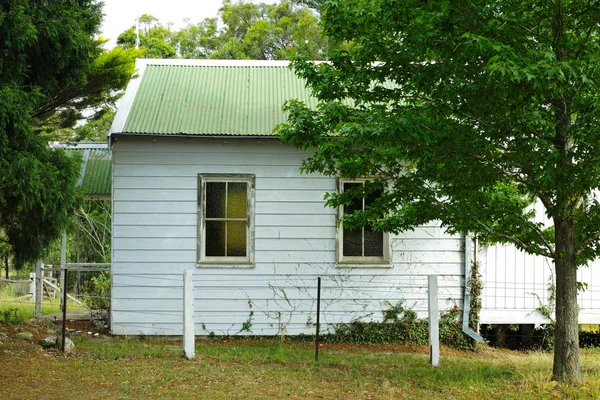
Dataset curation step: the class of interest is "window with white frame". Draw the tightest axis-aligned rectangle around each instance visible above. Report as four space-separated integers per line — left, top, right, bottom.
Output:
198 174 255 266
337 180 390 265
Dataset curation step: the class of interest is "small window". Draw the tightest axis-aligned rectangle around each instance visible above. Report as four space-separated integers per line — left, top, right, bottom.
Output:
337 180 390 266
198 174 255 266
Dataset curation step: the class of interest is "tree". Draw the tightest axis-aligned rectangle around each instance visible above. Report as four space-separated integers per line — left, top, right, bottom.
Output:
277 0 600 383
117 13 176 58
0 0 106 267
117 1 328 60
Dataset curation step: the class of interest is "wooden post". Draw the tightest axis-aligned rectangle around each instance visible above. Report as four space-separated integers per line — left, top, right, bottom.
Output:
35 261 43 318
4 254 8 279
428 275 440 367
59 231 67 310
183 269 195 359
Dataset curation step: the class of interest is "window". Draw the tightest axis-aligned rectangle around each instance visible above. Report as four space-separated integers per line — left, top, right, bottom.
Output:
198 174 255 266
337 180 390 265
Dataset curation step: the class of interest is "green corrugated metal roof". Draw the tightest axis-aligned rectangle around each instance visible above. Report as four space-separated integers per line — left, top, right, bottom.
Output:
121 63 317 136
63 146 111 197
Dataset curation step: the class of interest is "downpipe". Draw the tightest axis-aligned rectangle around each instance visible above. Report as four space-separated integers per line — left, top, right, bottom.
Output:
463 234 484 342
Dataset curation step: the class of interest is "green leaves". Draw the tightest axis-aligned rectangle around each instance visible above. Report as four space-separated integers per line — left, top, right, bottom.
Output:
279 0 600 263
117 1 329 61
1 0 100 267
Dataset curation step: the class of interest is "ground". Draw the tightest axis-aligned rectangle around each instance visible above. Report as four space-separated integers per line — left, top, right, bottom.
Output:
1 320 599 399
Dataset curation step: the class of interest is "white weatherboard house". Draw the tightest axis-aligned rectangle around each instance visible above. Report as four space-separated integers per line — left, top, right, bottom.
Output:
107 59 478 336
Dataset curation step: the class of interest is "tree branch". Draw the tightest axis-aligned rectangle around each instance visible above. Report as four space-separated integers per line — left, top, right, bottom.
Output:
474 219 555 259
575 11 600 60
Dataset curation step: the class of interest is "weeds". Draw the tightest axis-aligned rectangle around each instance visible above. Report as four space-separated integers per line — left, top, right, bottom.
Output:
325 301 474 350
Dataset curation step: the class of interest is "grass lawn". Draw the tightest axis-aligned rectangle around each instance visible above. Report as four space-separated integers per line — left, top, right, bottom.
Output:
0 293 87 323
1 323 599 399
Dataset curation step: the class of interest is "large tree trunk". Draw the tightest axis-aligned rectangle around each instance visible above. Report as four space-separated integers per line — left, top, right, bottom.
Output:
552 217 581 383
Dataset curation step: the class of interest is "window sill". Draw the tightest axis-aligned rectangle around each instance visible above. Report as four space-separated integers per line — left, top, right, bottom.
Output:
336 262 392 269
196 262 255 269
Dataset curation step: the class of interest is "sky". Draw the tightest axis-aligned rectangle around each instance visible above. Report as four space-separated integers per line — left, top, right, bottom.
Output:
100 0 224 48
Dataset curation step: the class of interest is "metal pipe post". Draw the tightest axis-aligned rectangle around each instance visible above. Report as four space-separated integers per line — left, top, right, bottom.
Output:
315 276 321 362
62 268 68 353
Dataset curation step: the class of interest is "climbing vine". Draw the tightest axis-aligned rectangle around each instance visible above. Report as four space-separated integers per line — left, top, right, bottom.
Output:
469 260 483 331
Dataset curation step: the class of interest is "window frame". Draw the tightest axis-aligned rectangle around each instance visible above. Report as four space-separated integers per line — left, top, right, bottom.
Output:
336 179 391 267
197 173 255 268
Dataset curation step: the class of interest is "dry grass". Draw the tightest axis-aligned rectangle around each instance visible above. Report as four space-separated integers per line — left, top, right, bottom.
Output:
1 322 599 399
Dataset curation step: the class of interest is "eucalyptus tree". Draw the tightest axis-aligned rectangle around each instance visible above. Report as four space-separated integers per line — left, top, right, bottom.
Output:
277 0 600 383
118 1 328 60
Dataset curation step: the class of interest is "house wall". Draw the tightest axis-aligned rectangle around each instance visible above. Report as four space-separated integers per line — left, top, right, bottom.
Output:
111 136 466 335
480 201 600 324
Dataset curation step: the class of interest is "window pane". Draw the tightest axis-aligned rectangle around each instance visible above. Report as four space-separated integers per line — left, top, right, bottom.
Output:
343 227 362 257
343 182 363 214
227 221 247 257
364 226 384 257
206 182 226 218
227 182 247 219
206 221 226 256
366 188 382 208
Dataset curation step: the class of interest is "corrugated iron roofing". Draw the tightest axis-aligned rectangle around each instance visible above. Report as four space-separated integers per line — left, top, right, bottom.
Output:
121 64 317 136
64 148 111 196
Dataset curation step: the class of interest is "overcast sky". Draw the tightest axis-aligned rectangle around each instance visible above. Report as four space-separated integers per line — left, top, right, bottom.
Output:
100 0 224 48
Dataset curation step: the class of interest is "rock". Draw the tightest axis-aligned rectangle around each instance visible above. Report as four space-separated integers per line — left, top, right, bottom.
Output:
94 333 99 337
15 332 34 341
56 336 75 353
39 336 57 348
71 331 82 337
92 320 105 330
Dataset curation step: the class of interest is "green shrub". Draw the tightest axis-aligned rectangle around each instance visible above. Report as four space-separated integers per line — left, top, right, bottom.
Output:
325 301 475 350
84 272 111 311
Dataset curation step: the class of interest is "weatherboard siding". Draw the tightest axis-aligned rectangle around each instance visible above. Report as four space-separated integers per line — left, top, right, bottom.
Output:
111 136 465 335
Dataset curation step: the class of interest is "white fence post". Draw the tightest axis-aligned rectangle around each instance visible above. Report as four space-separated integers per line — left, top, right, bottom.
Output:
183 269 195 359
29 272 36 302
428 275 440 367
35 261 43 318
59 231 67 311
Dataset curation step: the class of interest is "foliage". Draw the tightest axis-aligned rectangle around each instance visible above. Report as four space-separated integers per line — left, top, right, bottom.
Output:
277 0 600 382
0 308 21 325
33 46 141 137
326 301 473 350
117 0 328 60
0 1 132 268
83 272 111 311
72 109 116 142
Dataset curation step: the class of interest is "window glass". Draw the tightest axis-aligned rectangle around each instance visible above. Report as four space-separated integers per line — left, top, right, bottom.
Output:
227 182 247 218
201 177 251 262
227 221 247 256
341 181 386 261
206 182 226 218
343 227 362 256
206 220 226 256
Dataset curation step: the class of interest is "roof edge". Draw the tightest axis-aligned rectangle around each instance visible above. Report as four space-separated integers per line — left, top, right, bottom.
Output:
136 59 292 68
111 132 281 141
109 59 149 142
